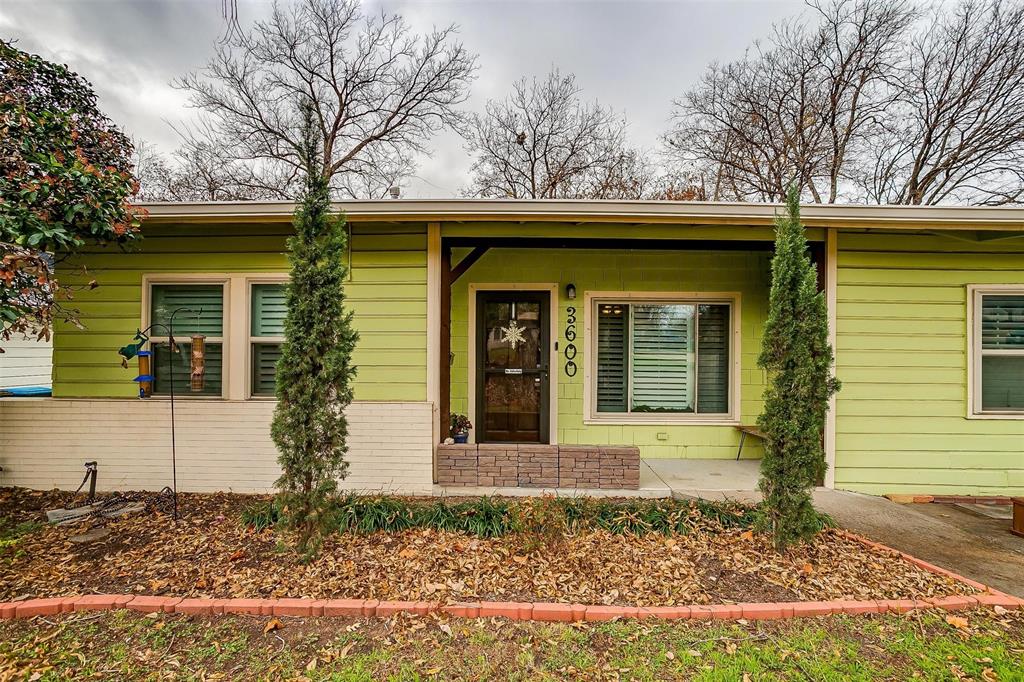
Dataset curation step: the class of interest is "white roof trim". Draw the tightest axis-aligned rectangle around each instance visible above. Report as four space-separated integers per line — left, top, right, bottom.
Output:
137 198 1024 230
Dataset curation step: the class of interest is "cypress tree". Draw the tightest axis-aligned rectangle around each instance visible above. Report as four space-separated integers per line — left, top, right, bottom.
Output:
271 103 358 554
757 186 840 551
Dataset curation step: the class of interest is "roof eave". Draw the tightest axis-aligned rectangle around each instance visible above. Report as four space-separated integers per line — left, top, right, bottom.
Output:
136 199 1024 232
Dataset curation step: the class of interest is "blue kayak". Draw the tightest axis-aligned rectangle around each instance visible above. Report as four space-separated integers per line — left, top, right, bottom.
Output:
0 385 53 397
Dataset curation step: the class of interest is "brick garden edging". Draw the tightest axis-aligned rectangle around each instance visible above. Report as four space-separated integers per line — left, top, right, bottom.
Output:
2 592 1020 622
2 533 1021 623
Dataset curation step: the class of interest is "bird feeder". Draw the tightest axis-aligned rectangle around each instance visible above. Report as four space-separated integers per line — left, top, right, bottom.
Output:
190 334 207 392
118 330 153 398
135 350 154 398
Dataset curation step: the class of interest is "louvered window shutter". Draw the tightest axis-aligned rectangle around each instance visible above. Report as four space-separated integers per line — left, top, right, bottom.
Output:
151 285 224 335
630 304 695 413
251 344 283 396
696 304 730 413
251 284 287 337
251 283 287 396
150 284 224 396
980 294 1024 410
596 304 628 412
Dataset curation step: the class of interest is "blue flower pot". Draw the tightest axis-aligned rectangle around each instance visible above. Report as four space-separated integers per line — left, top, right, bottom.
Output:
453 432 469 444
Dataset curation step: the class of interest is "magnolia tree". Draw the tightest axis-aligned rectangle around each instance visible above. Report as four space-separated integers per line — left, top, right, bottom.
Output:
757 187 840 550
270 103 358 554
0 40 141 344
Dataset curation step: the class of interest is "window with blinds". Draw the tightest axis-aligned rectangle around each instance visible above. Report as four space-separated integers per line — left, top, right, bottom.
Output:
250 283 287 396
595 299 732 416
978 292 1024 412
150 284 225 396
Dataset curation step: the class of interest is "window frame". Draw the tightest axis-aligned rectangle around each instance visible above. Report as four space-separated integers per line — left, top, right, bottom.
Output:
142 275 230 399
246 277 289 399
584 291 742 425
967 284 1024 419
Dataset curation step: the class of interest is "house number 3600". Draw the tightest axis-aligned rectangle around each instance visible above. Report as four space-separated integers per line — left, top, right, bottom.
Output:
564 306 578 377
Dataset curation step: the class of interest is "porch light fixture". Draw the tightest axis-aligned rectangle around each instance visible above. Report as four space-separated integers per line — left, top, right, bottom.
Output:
566 283 577 300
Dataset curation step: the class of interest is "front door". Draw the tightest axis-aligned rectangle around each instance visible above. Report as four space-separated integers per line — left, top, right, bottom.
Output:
476 291 550 443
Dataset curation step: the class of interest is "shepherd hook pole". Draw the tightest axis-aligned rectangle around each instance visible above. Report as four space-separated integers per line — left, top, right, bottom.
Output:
167 309 179 522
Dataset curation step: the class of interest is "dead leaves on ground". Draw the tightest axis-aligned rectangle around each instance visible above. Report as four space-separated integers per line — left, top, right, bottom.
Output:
0 489 979 607
946 614 971 630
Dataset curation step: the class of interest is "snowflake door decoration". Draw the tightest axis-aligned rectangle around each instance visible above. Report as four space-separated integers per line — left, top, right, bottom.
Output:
499 319 527 350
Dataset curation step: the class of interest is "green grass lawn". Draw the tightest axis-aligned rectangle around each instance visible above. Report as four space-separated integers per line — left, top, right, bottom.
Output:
1 608 1021 680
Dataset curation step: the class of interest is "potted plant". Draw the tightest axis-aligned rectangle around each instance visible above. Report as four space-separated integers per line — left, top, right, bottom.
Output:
450 413 472 443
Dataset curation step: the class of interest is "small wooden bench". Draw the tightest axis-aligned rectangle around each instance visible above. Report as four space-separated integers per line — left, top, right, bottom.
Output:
734 425 767 460
1013 498 1024 539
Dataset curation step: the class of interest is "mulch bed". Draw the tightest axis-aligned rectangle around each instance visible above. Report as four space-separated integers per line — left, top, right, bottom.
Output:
0 488 977 607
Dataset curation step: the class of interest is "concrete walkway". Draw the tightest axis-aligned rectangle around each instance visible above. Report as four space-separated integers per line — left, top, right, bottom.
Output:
644 458 761 500
812 490 1024 598
645 459 1024 597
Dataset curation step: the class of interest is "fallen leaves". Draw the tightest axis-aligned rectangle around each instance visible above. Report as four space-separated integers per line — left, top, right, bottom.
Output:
946 614 970 630
0 489 981 608
263 618 283 634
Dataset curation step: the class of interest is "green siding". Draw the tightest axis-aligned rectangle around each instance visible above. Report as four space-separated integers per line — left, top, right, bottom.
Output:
834 231 1024 496
449 246 771 459
52 222 427 401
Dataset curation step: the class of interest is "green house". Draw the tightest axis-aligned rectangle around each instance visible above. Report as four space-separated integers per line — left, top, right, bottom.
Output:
0 200 1021 497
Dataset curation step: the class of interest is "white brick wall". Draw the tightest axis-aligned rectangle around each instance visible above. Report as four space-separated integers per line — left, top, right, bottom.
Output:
0 399 434 494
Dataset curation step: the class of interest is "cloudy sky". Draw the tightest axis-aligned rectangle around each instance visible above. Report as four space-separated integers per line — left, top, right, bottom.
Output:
0 0 804 197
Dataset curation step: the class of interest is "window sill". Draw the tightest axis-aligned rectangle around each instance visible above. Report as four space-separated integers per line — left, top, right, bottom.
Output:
584 417 740 427
967 411 1024 420
149 394 226 400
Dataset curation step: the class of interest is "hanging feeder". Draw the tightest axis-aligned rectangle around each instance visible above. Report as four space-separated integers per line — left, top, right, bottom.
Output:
118 330 154 398
190 334 207 392
135 350 154 398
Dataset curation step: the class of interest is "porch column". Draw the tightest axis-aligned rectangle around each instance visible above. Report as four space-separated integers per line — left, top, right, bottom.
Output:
427 222 441 482
439 240 452 454
824 227 839 488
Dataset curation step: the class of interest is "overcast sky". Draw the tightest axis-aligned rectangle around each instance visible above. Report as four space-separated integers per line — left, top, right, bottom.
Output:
0 0 804 197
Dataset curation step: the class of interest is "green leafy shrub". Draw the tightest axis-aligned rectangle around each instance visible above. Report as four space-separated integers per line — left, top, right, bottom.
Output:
240 500 281 532
336 495 417 534
238 494 788 541
417 497 516 538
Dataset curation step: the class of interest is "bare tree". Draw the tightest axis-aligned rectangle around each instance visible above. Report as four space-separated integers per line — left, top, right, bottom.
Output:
667 0 914 203
177 0 477 199
465 70 654 199
862 0 1024 204
133 137 278 202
